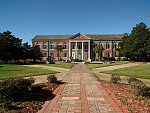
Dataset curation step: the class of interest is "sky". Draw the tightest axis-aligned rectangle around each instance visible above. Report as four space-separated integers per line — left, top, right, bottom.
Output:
0 0 150 45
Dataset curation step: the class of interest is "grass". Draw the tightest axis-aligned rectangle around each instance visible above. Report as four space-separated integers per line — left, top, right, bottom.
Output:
0 64 58 80
38 64 74 69
102 63 150 80
87 61 129 69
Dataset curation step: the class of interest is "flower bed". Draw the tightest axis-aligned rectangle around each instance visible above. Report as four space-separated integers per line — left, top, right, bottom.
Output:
101 80 150 112
0 82 58 113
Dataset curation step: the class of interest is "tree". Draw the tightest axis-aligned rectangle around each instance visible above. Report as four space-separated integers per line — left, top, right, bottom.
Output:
118 22 150 61
93 45 104 61
21 42 31 62
0 31 22 63
55 45 64 60
30 45 42 61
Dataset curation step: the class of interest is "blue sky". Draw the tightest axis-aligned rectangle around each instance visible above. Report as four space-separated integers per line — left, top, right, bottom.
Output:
0 0 150 45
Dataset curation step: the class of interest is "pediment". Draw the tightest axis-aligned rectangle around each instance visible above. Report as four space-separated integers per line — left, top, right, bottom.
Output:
70 32 91 40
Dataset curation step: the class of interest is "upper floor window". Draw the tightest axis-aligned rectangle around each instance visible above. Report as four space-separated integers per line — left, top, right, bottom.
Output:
63 42 67 49
106 42 110 49
43 42 47 49
114 42 118 50
36 42 40 48
72 42 76 49
100 42 103 47
77 42 82 49
84 42 88 50
57 42 60 46
50 42 54 49
92 42 96 48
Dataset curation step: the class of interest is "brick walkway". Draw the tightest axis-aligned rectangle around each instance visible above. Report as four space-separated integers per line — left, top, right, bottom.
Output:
38 64 124 113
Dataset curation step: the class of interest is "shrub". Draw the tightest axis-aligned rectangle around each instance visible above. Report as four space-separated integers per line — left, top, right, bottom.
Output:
110 74 121 84
108 57 115 61
130 81 149 96
102 57 108 61
47 75 57 83
0 100 12 109
127 77 142 85
0 77 35 100
31 84 44 91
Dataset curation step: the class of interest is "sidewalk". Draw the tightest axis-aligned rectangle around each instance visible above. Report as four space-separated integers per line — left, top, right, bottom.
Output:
38 64 126 113
91 63 150 87
24 65 70 84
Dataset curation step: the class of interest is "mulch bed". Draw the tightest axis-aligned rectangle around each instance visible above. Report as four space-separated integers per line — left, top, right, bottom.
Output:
0 82 58 113
101 80 150 113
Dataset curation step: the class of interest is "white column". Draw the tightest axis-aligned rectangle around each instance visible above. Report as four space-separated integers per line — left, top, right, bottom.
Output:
69 41 71 59
82 41 84 60
75 41 77 59
88 41 91 61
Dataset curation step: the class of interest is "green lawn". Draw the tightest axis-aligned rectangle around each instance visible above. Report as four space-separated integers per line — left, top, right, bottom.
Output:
38 64 74 69
0 64 58 80
87 62 129 69
102 63 150 80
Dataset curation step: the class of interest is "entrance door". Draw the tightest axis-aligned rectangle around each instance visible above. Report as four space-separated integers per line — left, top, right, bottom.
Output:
72 52 75 59
78 53 82 60
84 52 88 59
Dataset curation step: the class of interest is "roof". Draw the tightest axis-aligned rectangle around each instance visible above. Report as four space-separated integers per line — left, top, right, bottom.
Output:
32 33 124 41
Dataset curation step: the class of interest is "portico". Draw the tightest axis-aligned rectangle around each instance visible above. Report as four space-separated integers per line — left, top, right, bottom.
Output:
69 40 91 61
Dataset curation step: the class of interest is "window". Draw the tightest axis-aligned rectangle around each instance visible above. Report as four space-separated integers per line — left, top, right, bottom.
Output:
92 42 96 48
57 42 60 46
50 52 54 57
37 42 40 48
92 52 96 58
84 52 88 59
63 42 67 49
100 42 103 47
77 42 82 49
42 53 47 57
106 42 110 49
43 42 47 49
84 42 88 50
72 43 76 49
64 53 67 57
114 42 118 50
50 42 54 49
106 52 110 57
57 53 60 57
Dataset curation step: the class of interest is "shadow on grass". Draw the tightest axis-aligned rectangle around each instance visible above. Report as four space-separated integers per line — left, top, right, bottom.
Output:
0 70 23 71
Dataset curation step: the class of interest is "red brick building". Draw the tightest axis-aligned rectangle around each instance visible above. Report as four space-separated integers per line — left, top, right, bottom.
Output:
32 33 123 61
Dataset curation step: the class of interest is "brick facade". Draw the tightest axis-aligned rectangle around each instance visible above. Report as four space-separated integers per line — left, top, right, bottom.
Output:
32 33 123 61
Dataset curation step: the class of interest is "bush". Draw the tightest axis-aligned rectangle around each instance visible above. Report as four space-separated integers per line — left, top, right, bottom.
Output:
110 74 121 84
127 77 142 85
0 77 35 100
0 100 12 109
31 84 45 91
108 57 115 61
102 57 108 61
130 81 149 96
47 75 57 83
